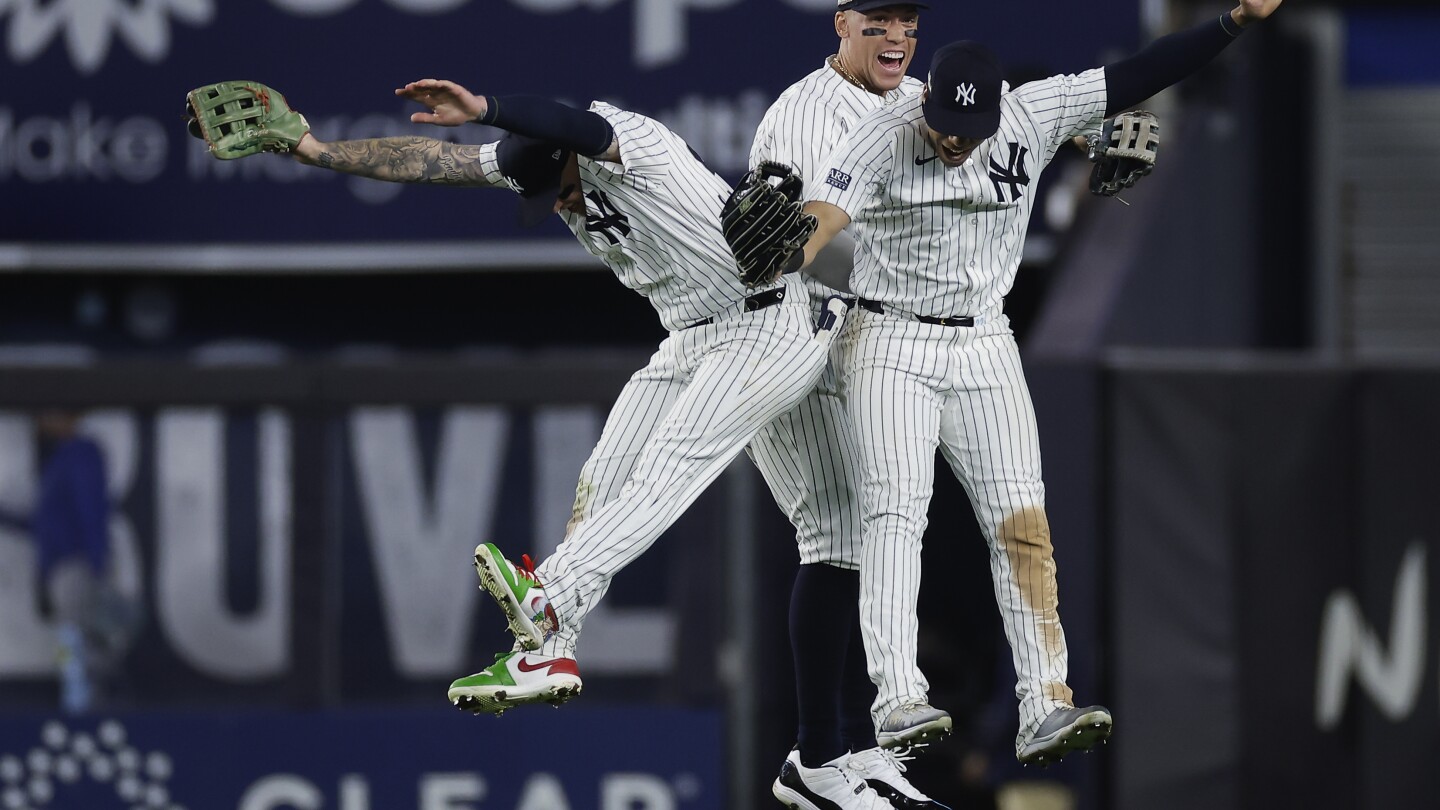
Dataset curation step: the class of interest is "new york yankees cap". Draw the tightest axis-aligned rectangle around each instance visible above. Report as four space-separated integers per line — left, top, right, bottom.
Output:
922 41 1003 139
496 132 572 227
836 0 930 12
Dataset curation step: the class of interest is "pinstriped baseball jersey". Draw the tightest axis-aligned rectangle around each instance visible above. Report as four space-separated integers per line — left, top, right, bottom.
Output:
812 69 1107 316
479 102 778 332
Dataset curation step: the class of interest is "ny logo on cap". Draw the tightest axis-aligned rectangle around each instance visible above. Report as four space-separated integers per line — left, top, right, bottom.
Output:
956 83 977 106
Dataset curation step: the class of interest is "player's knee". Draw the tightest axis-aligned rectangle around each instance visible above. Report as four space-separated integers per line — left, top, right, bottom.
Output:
995 505 1053 552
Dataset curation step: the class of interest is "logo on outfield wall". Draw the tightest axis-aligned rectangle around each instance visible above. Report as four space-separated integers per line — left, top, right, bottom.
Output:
1315 542 1429 729
0 0 215 74
2 0 841 73
0 720 181 810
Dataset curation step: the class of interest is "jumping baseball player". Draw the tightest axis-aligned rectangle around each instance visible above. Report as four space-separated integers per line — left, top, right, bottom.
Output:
749 0 1286 767
378 81 862 717
746 3 947 809
184 77 847 720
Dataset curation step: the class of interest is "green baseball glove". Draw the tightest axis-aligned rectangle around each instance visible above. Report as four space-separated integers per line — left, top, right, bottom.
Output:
185 81 310 160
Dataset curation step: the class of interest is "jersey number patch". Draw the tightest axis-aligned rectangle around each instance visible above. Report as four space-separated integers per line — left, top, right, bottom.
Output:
988 142 1031 203
585 189 632 245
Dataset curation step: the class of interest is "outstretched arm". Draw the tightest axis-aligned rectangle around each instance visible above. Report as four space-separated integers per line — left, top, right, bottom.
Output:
397 79 620 163
1104 0 1284 116
292 134 501 186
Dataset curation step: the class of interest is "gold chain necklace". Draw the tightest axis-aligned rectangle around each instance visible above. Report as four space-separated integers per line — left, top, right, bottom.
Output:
828 55 869 91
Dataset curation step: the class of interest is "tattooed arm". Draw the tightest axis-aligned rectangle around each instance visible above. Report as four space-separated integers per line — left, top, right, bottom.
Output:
292 134 503 187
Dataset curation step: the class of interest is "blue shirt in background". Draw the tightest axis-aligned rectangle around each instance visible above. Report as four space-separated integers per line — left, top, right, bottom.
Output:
30 437 111 580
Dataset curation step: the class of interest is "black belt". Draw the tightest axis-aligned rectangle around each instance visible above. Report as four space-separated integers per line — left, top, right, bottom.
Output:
684 287 787 329
857 298 975 327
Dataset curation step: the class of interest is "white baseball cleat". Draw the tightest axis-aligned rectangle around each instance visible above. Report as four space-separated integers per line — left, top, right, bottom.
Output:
772 748 896 810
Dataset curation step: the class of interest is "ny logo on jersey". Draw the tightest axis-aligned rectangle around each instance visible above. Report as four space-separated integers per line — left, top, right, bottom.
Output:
584 189 632 246
988 142 1031 203
956 83 977 106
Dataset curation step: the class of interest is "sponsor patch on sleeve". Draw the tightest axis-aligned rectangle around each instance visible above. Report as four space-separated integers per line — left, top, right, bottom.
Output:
826 168 852 191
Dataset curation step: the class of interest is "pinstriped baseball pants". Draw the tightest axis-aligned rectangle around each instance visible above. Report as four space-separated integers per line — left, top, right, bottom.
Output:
537 278 841 660
745 284 865 570
835 306 1075 746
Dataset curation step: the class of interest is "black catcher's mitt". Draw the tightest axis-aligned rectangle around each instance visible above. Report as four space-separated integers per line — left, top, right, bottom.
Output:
722 161 818 288
1087 110 1159 197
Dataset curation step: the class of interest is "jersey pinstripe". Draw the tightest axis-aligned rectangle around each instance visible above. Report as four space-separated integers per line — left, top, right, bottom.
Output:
813 69 1107 316
479 102 777 332
815 69 1110 747
743 65 920 570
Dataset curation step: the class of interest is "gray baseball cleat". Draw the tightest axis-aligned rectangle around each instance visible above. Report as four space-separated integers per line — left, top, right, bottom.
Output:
876 702 953 751
1016 705 1113 766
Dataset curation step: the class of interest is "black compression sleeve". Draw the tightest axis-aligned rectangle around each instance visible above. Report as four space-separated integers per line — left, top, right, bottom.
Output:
476 95 615 158
1104 13 1245 116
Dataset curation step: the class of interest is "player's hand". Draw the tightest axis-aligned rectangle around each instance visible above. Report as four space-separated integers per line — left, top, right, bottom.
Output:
1233 0 1282 27
396 78 486 127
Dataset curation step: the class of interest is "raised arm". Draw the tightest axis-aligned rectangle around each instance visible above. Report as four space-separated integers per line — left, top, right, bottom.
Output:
397 79 621 163
1104 0 1284 116
292 134 501 186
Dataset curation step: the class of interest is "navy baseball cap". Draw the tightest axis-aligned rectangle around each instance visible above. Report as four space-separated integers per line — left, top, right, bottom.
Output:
836 0 930 12
922 41 1004 139
496 133 572 227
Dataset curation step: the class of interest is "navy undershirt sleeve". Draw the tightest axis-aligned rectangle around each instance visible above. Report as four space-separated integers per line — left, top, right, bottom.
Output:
1104 13 1245 116
476 95 615 158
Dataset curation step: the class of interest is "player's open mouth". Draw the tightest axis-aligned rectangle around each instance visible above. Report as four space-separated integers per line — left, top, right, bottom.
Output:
940 141 976 164
877 51 905 72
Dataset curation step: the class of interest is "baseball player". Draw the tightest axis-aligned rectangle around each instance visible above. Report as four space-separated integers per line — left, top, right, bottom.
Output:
745 3 949 809
772 0 1286 767
329 80 858 718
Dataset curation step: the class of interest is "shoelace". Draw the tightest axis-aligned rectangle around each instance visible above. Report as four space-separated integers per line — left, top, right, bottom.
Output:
848 747 914 778
878 747 914 774
517 553 542 583
850 748 937 804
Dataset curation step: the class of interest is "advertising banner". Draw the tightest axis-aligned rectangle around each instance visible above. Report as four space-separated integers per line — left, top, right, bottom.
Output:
0 374 729 706
0 708 724 810
1109 364 1440 810
0 0 1136 268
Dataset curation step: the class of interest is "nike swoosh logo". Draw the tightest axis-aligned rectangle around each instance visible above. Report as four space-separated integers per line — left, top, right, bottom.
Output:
516 657 560 673
915 155 940 165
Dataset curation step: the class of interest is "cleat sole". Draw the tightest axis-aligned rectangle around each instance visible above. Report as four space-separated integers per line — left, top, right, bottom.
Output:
877 716 953 751
473 545 544 651
447 680 582 717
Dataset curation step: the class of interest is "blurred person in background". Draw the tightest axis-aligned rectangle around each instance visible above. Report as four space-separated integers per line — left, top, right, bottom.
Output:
0 409 137 714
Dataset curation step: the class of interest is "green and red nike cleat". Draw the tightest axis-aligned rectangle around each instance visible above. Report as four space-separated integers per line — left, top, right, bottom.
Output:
473 542 558 651
448 651 583 716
